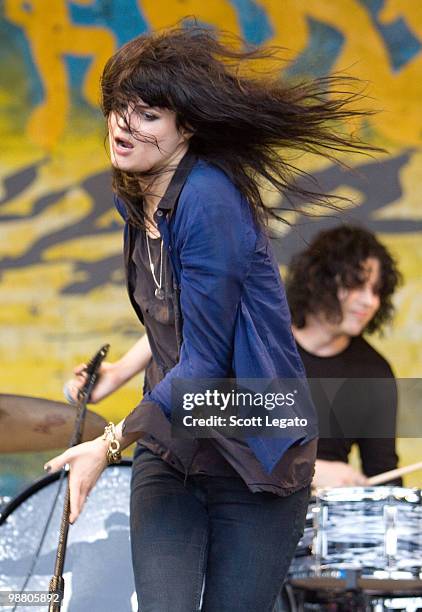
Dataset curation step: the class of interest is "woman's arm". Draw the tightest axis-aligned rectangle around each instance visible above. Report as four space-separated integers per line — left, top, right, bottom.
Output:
66 334 152 403
46 336 152 523
45 420 141 523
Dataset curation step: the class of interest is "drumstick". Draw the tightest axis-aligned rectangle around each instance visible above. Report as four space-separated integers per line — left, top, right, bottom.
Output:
367 460 422 485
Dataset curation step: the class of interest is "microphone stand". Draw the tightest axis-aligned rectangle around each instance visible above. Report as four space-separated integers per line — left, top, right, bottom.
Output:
48 344 110 611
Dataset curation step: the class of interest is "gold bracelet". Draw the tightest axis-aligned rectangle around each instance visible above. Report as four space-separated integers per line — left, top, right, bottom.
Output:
102 422 122 465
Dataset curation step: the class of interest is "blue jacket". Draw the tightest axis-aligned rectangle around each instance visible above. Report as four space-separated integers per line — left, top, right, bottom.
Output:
115 154 318 473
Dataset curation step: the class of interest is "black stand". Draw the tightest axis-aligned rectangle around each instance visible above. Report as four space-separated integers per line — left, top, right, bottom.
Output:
48 344 110 611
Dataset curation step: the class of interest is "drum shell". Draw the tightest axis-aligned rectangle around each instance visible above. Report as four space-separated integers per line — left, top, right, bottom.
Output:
0 462 136 612
312 487 422 576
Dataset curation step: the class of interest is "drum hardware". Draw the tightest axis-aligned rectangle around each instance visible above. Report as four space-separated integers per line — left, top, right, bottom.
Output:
0 345 110 611
47 344 109 611
0 462 135 611
286 487 422 611
312 504 328 561
384 505 398 565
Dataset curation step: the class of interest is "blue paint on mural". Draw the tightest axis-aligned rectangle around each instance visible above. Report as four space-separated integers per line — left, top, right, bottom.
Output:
359 0 421 71
377 18 421 72
287 18 344 77
359 0 384 14
65 55 98 107
229 0 273 45
68 0 109 26
0 19 44 106
69 0 147 47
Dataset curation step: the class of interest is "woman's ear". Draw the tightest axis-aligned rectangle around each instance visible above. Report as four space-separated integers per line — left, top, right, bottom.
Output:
179 121 195 141
182 129 195 142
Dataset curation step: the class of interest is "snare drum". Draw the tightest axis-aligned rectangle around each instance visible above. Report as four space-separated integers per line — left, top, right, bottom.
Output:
286 487 422 610
0 461 136 612
312 487 422 576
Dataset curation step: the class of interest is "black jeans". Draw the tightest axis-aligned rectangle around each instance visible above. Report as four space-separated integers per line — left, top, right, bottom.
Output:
130 448 309 612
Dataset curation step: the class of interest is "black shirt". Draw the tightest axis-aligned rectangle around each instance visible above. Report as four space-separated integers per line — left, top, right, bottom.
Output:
296 336 401 484
131 230 236 477
132 233 179 370
128 227 316 495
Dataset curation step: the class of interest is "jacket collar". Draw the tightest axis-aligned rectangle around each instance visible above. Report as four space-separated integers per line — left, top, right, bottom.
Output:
156 149 198 213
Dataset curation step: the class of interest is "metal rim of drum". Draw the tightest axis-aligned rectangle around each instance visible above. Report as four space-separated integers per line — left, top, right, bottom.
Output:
0 459 133 525
291 486 422 596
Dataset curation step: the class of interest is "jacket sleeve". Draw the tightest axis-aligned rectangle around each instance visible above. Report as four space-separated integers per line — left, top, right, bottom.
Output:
122 183 255 432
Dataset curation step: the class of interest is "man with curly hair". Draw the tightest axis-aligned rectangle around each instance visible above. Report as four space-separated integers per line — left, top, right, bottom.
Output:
286 225 402 487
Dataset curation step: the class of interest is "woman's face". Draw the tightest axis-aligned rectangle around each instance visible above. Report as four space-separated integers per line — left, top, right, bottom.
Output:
108 102 190 173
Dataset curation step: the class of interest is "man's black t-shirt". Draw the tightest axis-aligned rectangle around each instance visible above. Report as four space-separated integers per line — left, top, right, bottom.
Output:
296 336 401 484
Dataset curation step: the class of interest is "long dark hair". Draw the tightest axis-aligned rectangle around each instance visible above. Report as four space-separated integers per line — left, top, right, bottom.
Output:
101 25 381 229
285 225 402 334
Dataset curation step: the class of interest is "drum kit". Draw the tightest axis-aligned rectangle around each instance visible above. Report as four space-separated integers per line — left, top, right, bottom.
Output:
1 394 422 611
0 393 138 612
0 394 107 453
283 487 422 611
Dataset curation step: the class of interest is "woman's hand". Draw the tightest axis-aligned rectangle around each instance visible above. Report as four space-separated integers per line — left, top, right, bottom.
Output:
64 361 120 404
45 437 108 524
312 459 368 488
63 335 153 404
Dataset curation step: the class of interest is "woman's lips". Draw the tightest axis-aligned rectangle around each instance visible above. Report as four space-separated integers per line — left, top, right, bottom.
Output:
113 137 134 155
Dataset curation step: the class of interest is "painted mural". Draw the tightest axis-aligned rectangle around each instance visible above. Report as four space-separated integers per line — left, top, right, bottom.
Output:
0 1 421 486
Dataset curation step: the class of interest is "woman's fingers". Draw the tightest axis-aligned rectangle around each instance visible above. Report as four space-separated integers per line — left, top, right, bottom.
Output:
69 477 80 524
63 369 89 403
44 451 69 474
63 380 78 403
69 470 97 523
68 477 86 524
73 363 87 376
45 439 107 524
45 452 89 524
62 363 88 403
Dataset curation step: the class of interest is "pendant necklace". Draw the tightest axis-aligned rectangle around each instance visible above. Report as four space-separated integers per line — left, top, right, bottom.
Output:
146 231 165 300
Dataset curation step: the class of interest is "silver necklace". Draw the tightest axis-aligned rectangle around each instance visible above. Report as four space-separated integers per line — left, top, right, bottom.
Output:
146 231 165 300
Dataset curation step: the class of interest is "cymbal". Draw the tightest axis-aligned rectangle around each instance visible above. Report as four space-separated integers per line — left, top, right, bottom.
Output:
0 394 107 453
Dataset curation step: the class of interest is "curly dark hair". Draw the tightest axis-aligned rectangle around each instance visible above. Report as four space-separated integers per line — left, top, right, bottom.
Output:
285 225 402 334
100 24 382 229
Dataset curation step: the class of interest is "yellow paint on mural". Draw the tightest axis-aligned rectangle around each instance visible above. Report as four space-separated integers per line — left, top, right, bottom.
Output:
43 232 122 263
4 0 115 151
96 208 123 229
140 0 240 37
0 189 92 258
258 0 422 145
373 150 422 220
258 0 310 58
380 0 422 39
371 233 422 378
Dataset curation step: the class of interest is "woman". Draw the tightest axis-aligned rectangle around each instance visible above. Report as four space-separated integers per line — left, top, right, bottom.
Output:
46 26 375 611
